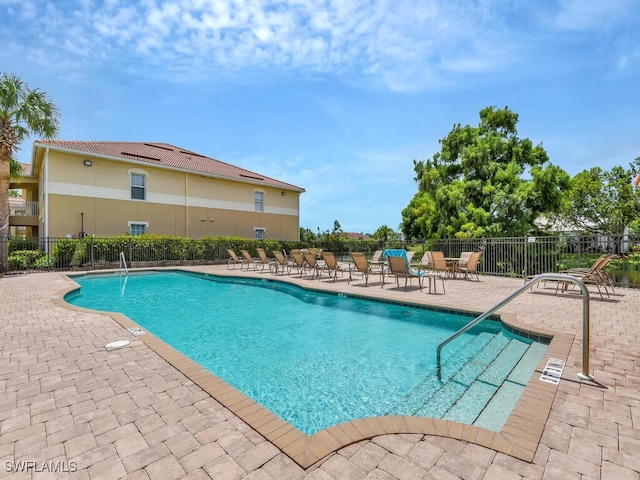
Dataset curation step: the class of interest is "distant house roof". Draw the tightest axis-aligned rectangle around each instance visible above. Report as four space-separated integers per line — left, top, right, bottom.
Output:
344 232 374 240
32 140 305 192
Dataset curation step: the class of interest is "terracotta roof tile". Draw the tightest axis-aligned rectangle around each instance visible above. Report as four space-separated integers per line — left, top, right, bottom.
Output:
34 140 305 192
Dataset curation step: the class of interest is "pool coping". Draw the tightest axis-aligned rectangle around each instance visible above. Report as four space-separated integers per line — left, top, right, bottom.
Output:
53 268 574 469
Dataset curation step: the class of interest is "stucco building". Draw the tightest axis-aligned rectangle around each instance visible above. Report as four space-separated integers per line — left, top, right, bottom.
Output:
9 141 305 240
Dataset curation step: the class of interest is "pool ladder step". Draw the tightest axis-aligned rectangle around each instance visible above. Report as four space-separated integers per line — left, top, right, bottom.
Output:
470 341 548 430
413 334 512 418
385 330 546 428
385 331 498 416
440 339 529 424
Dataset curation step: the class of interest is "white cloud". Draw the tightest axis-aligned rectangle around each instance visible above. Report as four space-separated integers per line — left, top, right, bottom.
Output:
2 0 637 91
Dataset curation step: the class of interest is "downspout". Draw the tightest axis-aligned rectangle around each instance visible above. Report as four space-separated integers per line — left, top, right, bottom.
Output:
185 173 189 237
44 147 49 239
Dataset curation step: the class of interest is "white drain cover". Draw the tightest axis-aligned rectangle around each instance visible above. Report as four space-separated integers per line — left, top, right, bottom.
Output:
105 340 131 351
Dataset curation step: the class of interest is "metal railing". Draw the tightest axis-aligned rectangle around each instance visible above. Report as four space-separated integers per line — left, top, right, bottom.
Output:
2 234 639 287
9 201 39 216
436 273 593 382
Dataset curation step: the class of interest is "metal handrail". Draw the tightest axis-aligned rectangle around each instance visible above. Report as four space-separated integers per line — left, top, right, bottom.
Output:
436 273 593 381
119 251 129 276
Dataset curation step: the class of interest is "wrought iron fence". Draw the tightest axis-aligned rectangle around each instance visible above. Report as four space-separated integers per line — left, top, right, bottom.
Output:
2 234 639 288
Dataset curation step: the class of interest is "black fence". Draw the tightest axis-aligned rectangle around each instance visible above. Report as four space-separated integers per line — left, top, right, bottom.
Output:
2 234 639 288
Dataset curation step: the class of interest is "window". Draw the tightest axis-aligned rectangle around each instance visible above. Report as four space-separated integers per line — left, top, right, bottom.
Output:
128 222 148 236
131 173 146 200
254 228 265 240
254 191 264 212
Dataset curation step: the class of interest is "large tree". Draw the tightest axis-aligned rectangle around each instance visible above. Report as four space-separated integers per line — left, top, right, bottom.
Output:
559 158 640 235
1 72 60 270
402 106 569 239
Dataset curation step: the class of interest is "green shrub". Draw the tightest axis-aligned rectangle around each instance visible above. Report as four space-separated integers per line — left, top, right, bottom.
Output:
7 250 46 270
35 255 56 270
8 238 40 254
51 239 80 268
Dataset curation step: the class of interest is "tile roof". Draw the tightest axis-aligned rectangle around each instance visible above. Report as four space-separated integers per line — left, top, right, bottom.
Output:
34 140 305 192
345 232 374 240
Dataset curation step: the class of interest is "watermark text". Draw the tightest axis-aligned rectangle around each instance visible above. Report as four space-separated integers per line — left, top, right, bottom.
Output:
5 460 78 473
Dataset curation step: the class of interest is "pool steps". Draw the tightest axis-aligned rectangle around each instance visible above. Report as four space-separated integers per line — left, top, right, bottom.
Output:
386 330 547 431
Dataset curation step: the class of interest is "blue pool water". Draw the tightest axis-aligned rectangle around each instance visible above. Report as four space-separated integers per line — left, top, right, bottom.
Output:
65 271 547 434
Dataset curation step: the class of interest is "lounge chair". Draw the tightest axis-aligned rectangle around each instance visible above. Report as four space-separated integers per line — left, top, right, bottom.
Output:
349 252 384 287
302 250 323 279
387 255 423 291
256 248 276 272
272 250 292 275
290 250 306 277
458 252 481 281
240 249 257 270
320 251 348 281
559 254 616 299
370 250 384 265
226 249 246 269
406 251 416 263
387 254 446 294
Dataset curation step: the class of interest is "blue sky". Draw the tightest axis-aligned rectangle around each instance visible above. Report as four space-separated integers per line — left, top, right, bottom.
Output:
2 0 639 235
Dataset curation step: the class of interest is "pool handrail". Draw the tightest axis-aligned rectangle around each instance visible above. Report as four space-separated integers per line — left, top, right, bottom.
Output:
436 273 593 382
119 251 129 276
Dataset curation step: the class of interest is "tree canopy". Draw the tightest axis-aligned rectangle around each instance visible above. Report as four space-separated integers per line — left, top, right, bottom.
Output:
558 158 640 235
401 106 570 239
1 72 60 270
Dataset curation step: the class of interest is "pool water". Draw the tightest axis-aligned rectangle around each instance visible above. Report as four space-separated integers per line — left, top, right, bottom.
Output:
66 271 546 434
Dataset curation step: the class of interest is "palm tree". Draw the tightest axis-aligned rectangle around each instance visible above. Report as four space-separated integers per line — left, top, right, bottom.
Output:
1 72 60 271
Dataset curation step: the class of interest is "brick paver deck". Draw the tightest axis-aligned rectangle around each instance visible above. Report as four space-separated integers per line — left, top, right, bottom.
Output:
1 267 638 479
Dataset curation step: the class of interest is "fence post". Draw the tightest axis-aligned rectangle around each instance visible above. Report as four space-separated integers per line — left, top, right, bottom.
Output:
523 235 528 278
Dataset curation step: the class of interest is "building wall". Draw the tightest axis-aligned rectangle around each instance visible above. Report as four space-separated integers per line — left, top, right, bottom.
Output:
42 150 301 240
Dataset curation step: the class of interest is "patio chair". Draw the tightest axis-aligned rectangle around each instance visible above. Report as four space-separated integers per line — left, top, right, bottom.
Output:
255 248 276 272
387 255 423 291
302 250 323 279
240 249 257 270
457 252 473 268
290 250 306 277
349 252 384 287
560 254 616 292
559 254 616 299
272 250 292 275
429 251 452 277
370 250 384 265
227 249 249 269
415 251 433 270
458 252 481 281
320 251 348 282
406 251 416 263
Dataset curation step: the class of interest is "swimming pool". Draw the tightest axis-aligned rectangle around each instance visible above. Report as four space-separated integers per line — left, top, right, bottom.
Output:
65 271 548 435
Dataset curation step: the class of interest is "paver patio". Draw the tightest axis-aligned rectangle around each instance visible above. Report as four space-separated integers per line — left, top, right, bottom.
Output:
0 266 638 479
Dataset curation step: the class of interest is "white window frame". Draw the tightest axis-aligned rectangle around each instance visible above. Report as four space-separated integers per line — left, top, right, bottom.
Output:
128 221 149 236
254 190 264 212
254 227 265 240
130 172 147 201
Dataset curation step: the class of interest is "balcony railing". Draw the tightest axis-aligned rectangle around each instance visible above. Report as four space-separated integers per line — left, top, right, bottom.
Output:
9 201 39 216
